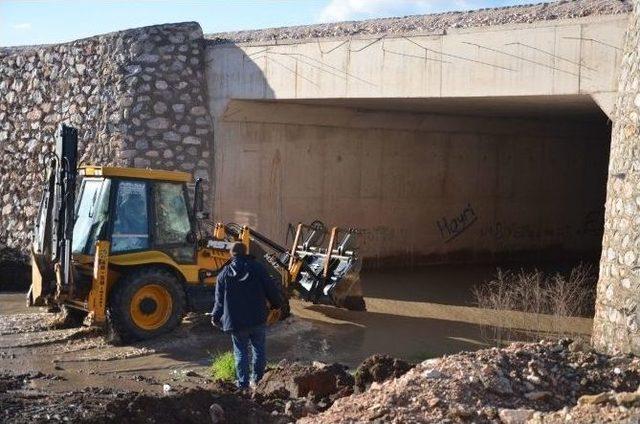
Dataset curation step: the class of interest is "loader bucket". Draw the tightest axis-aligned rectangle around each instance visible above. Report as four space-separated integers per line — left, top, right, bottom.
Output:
289 224 366 311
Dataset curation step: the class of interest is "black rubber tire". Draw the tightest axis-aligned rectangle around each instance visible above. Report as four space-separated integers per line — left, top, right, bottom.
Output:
107 268 186 343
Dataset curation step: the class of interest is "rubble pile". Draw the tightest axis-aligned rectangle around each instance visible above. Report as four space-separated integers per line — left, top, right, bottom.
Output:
301 339 640 423
208 0 631 44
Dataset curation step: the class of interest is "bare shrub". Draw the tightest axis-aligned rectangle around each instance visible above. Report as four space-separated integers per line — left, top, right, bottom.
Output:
473 263 597 346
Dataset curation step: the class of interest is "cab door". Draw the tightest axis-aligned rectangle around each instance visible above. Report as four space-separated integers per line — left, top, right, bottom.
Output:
151 182 195 264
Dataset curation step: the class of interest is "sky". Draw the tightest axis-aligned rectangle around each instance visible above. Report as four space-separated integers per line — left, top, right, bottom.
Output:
1 0 530 47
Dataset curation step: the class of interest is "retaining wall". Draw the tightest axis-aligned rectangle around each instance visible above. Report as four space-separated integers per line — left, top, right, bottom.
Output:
0 22 213 256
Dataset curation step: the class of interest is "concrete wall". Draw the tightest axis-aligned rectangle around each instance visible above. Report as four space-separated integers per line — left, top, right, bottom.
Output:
0 22 213 254
206 14 628 118
213 100 610 265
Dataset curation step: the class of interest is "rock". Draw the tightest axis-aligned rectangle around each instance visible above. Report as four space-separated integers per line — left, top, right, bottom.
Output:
162 384 172 393
498 408 535 424
153 102 167 113
524 391 551 401
568 339 588 352
139 53 160 63
183 135 201 145
209 403 225 423
146 117 170 129
190 106 207 116
615 391 640 406
26 108 42 121
284 398 317 419
448 403 472 419
578 392 612 405
422 369 443 380
480 368 513 395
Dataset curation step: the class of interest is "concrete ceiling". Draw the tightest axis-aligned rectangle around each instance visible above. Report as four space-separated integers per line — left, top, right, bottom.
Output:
276 95 608 120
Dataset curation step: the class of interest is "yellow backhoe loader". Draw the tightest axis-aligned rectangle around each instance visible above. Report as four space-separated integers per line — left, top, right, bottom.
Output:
28 124 365 342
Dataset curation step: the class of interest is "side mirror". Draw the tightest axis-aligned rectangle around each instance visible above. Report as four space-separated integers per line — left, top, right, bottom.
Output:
193 178 210 220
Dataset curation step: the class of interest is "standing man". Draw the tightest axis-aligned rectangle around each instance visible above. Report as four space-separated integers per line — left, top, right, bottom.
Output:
211 242 282 389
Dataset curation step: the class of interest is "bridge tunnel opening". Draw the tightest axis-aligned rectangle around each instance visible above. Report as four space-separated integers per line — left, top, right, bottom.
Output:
214 94 611 308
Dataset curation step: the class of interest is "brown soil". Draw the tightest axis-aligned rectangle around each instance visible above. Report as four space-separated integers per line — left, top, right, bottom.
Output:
256 360 354 401
354 354 414 391
1 374 288 424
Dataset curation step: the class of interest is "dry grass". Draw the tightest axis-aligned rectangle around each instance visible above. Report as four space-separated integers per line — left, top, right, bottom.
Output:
473 263 597 346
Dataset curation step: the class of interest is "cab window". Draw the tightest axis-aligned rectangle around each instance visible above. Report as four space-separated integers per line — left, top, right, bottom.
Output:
153 182 191 246
72 178 110 255
112 181 149 252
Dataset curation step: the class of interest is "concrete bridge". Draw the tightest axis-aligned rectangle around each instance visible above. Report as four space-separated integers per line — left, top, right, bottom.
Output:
204 9 629 265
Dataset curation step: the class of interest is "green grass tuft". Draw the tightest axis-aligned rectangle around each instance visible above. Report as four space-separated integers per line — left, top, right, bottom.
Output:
210 351 236 381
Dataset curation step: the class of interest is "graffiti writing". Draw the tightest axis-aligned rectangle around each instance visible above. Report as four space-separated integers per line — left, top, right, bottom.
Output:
479 210 603 242
436 203 477 243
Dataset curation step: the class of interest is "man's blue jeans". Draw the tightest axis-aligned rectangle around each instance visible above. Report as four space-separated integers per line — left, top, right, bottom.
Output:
231 324 266 389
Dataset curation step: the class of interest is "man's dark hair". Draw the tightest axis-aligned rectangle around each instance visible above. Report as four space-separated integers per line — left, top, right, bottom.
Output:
230 242 247 257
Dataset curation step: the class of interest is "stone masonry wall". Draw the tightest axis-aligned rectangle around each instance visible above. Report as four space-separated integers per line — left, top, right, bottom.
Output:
0 22 213 257
592 2 640 353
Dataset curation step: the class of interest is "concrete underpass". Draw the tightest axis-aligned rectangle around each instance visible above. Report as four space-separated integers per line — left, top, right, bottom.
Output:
213 95 610 269
201 13 625 351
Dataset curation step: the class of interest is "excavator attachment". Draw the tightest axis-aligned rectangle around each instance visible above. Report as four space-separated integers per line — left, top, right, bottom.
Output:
227 222 366 311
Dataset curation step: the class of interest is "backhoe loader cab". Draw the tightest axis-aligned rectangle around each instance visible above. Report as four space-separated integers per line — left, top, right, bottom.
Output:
29 125 365 342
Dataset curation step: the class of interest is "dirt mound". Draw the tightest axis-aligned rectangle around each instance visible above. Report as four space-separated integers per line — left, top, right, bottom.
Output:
91 384 287 424
354 354 414 391
251 360 355 419
256 360 354 400
1 376 288 424
300 339 640 423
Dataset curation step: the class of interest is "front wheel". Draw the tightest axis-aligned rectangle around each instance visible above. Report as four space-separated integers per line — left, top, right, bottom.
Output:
108 268 186 343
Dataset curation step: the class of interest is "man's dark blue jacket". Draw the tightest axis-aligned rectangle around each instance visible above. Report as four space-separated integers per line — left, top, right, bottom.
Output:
211 255 282 332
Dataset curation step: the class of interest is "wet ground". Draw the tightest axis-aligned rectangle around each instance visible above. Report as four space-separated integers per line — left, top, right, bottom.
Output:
0 265 593 396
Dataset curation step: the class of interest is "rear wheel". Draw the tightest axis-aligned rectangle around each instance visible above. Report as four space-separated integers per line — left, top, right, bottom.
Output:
108 268 186 342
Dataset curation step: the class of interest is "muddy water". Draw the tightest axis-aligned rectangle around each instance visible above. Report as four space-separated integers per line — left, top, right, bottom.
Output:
0 266 593 394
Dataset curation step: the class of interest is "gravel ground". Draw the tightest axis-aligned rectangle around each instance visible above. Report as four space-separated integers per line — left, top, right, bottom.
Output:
207 0 632 44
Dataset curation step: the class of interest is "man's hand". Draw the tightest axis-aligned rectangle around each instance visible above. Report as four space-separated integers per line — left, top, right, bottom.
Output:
211 317 221 328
